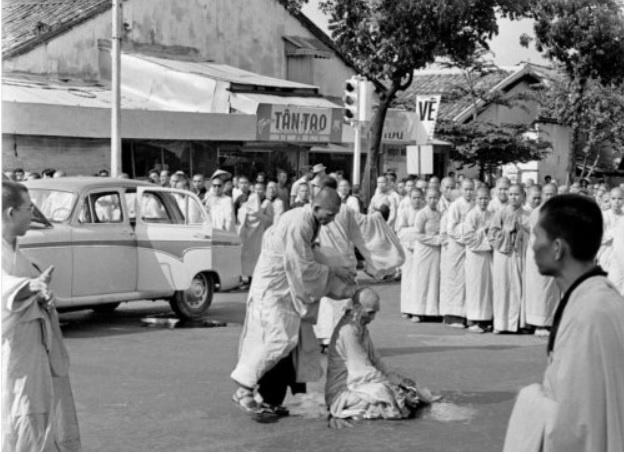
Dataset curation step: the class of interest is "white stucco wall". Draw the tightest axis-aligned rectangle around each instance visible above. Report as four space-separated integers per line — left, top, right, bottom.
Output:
4 0 355 98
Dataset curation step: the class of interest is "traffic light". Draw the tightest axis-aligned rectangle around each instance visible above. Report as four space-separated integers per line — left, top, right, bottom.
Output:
343 76 360 123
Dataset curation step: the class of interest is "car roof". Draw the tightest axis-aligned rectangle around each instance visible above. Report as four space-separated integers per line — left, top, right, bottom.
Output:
23 177 159 192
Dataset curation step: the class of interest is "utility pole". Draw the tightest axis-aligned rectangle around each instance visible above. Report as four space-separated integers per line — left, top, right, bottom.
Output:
111 0 122 177
343 77 372 188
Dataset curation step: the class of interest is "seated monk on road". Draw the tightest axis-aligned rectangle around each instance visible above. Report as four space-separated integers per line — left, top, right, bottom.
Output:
325 288 439 420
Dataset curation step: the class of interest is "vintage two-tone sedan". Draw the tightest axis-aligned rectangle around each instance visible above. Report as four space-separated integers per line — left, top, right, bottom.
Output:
21 177 242 319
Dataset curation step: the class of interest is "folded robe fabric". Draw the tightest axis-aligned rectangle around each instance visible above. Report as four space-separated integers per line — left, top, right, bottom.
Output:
354 212 405 278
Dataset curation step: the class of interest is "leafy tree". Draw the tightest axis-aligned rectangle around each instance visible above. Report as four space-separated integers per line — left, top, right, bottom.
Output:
539 76 624 178
306 0 533 199
523 0 624 181
430 48 550 183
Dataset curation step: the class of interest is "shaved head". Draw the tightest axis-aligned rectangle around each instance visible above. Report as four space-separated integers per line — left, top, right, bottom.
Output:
542 183 557 200
352 287 380 312
313 187 340 209
312 188 341 225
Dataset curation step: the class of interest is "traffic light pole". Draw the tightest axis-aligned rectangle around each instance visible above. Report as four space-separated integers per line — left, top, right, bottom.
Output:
352 122 362 187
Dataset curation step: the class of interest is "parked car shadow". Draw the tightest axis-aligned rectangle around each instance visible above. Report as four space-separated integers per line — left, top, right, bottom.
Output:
59 299 247 339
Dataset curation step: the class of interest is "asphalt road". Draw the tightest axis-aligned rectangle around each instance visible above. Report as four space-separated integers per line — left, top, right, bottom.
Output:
59 280 547 451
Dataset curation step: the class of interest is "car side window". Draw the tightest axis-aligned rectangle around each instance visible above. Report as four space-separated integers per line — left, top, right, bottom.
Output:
79 192 123 224
174 192 206 225
140 192 172 224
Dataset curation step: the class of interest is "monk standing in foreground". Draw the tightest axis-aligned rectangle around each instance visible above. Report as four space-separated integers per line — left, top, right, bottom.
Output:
231 188 356 418
504 194 623 451
2 181 81 451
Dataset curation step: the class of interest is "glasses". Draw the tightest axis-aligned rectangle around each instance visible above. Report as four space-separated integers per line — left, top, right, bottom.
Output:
212 184 223 188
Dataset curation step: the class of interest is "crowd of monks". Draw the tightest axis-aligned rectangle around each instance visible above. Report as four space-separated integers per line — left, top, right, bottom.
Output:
391 175 624 335
195 165 623 336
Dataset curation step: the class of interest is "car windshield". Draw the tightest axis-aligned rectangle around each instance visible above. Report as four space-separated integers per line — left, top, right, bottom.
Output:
30 189 77 222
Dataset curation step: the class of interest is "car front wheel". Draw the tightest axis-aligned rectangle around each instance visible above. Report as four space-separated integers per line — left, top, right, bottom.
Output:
169 272 214 320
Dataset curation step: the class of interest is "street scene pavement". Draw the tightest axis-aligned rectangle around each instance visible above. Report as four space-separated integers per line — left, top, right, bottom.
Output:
60 278 546 452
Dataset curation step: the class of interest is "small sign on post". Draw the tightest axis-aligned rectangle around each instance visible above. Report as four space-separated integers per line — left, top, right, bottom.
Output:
415 95 441 145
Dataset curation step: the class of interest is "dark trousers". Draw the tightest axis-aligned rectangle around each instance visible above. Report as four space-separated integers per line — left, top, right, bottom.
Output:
257 352 306 406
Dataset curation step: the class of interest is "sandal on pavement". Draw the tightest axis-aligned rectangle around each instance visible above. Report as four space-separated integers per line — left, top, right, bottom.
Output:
258 402 290 417
232 388 266 415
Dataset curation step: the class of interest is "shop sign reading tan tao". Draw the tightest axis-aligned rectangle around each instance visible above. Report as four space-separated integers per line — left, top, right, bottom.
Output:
256 104 344 142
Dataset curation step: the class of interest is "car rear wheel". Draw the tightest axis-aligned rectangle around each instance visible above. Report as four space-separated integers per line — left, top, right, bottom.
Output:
92 302 121 313
169 272 214 320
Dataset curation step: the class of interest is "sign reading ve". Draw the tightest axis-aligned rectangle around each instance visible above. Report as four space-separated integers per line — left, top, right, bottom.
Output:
415 95 441 145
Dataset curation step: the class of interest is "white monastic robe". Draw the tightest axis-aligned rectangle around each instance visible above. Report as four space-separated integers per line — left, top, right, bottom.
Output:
463 206 493 321
524 207 560 327
394 197 412 232
205 194 236 232
437 196 454 313
608 216 624 294
488 205 530 332
343 195 361 214
442 197 475 318
396 203 421 315
314 207 405 344
2 240 81 452
368 190 398 227
237 195 274 276
597 210 623 270
314 205 375 345
270 197 285 224
231 206 349 388
487 197 507 214
504 275 623 452
410 206 442 316
325 312 436 419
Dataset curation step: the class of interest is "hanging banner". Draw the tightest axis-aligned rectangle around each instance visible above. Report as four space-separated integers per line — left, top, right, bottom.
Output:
256 104 343 142
415 95 441 144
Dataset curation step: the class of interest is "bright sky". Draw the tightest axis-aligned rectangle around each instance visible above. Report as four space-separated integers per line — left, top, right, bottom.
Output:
302 1 547 67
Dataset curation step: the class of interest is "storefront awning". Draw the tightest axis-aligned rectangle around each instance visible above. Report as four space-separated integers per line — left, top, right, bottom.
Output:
2 74 256 140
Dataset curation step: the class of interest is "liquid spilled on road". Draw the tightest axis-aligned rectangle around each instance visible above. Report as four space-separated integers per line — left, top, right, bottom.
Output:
421 401 478 422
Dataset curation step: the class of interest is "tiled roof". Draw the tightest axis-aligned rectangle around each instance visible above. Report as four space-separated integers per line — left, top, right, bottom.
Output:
395 68 516 121
2 0 111 59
